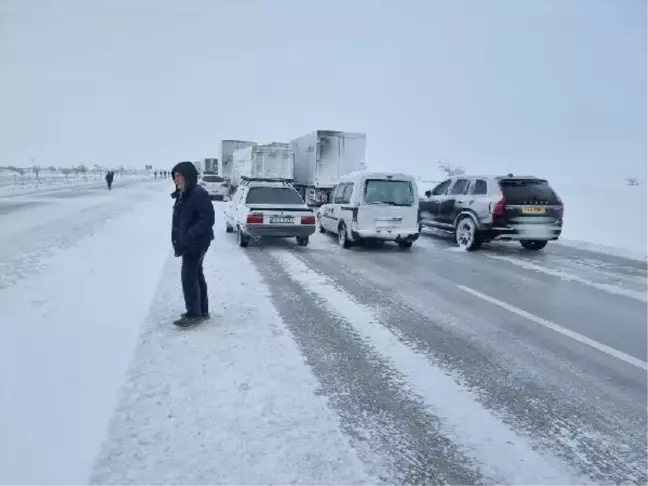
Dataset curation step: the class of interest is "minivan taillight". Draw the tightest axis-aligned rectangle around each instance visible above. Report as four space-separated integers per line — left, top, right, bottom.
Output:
492 197 506 216
247 213 263 224
351 207 358 222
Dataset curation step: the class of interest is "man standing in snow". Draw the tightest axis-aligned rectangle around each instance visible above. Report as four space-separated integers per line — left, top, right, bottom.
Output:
171 161 215 327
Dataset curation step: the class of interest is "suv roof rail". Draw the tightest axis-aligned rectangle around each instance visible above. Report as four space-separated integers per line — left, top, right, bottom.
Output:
240 176 294 186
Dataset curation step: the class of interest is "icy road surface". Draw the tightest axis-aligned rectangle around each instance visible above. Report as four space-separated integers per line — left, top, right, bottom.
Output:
0 184 645 485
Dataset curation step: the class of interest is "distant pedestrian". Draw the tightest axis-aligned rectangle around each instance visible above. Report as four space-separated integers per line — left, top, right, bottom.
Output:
105 170 114 190
154 171 158 179
170 161 215 328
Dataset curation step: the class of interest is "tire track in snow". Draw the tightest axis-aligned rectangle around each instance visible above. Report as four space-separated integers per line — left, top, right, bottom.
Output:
290 245 647 485
247 248 484 485
262 248 585 485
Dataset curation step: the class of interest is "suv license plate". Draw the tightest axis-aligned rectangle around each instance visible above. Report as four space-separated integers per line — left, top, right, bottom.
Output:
522 206 546 214
270 216 294 224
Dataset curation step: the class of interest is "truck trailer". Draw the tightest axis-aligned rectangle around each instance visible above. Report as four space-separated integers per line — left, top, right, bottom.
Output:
231 142 294 188
290 130 367 206
204 158 218 173
220 140 256 178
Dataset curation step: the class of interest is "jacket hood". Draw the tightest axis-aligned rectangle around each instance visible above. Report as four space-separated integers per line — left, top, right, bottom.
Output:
171 161 198 191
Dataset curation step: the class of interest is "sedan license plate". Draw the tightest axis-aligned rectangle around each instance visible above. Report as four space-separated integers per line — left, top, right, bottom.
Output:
270 216 294 224
521 206 546 214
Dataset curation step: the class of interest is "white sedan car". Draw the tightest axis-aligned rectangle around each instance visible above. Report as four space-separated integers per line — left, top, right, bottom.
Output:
198 173 230 200
224 178 316 248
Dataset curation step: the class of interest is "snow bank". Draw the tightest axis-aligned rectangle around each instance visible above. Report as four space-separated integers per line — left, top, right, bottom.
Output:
553 182 647 261
0 185 171 484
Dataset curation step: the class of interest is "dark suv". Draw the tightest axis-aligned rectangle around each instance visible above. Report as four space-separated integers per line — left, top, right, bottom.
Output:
419 175 564 251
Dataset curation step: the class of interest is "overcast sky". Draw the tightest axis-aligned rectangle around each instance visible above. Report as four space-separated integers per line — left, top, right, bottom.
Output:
1 0 645 183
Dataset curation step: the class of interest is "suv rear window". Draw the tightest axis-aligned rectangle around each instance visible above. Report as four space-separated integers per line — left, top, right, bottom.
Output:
202 175 224 183
499 179 559 204
364 179 415 206
246 187 304 205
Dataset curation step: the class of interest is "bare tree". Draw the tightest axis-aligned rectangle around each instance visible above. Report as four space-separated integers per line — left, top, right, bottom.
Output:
48 165 57 174
32 165 41 181
437 159 466 177
626 176 640 186
77 164 88 181
59 167 72 181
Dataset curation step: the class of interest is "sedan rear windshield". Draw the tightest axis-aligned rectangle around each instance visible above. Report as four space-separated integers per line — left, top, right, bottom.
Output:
202 175 224 183
246 187 304 205
364 179 415 206
499 179 560 204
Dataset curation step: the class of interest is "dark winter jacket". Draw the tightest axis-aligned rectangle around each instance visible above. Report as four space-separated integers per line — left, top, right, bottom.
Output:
105 172 114 183
171 161 215 257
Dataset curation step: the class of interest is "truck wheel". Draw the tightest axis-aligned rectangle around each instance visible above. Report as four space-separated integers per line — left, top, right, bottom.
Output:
237 226 249 248
520 240 548 251
296 236 309 247
338 223 352 249
455 216 482 251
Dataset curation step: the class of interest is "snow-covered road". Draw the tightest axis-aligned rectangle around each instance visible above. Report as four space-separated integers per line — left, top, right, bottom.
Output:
1 185 645 485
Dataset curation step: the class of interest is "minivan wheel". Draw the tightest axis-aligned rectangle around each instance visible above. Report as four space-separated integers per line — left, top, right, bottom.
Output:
237 226 249 248
520 240 548 251
455 216 482 251
338 223 351 249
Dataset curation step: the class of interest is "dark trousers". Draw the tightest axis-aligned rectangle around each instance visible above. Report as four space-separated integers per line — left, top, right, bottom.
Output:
181 247 208 316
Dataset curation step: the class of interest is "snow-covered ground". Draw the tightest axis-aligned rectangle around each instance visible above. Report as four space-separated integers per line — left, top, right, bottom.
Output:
0 181 644 484
552 181 647 261
0 171 155 198
0 182 171 483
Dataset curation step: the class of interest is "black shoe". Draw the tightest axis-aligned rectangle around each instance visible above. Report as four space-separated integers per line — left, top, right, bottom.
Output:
173 315 203 328
181 312 210 319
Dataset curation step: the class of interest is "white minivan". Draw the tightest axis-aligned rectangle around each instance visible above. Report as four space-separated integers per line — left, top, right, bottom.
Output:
317 171 420 248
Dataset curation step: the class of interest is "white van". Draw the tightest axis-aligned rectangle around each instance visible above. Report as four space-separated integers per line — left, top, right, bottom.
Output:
317 171 420 248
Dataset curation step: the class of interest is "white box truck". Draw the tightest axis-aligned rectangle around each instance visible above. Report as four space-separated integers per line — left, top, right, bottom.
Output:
204 158 218 173
291 130 367 206
231 143 294 188
220 140 256 179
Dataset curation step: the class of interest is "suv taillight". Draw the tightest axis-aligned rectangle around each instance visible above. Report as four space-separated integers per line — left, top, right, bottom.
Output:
247 213 263 224
492 197 506 216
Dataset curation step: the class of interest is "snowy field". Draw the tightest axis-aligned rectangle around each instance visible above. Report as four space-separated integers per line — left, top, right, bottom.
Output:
0 171 155 198
0 181 645 485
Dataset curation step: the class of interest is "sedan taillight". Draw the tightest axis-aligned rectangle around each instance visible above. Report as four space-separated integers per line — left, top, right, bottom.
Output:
247 213 263 224
301 215 316 225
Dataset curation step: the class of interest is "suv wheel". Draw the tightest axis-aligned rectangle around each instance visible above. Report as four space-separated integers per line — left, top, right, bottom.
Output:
455 216 482 251
338 223 351 249
520 240 548 251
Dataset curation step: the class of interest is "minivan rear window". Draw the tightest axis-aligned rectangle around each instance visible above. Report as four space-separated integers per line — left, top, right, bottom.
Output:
364 179 415 206
246 187 304 205
202 175 224 183
499 179 559 204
